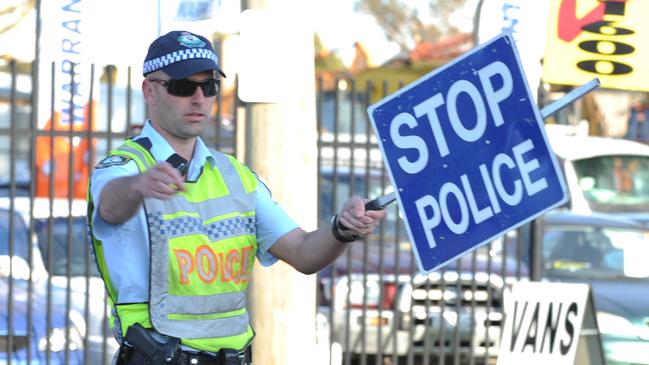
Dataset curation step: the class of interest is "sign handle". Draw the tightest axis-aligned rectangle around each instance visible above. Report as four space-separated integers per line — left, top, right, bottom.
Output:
365 191 396 210
540 78 600 119
364 78 601 211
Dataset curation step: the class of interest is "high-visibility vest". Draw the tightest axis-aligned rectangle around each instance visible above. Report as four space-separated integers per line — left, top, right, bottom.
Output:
88 139 259 352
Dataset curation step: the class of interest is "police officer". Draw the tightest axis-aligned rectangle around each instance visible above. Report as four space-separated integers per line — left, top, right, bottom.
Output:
87 30 386 365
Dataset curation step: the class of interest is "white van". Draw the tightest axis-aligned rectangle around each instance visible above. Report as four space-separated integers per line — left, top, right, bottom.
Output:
545 124 649 219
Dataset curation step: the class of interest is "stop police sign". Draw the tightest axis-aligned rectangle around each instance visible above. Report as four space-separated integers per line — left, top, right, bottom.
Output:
368 32 568 273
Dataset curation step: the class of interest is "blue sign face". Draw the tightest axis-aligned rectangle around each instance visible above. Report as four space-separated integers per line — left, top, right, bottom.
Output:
368 33 568 273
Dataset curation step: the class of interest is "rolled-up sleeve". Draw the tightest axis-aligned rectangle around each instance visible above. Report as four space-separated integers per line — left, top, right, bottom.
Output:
254 180 298 267
89 161 140 240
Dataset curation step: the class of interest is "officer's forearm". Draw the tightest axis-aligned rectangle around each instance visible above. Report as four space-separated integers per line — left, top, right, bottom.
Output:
303 227 351 274
98 175 144 225
271 227 348 275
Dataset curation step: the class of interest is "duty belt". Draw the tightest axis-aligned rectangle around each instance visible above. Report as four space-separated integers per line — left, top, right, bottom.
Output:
177 349 250 365
117 323 251 365
119 346 251 365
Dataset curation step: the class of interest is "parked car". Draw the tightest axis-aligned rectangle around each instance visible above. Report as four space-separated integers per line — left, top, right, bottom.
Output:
0 204 85 364
538 210 649 365
1 194 118 364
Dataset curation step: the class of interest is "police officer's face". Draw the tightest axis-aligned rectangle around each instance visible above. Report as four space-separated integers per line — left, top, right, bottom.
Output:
144 70 216 141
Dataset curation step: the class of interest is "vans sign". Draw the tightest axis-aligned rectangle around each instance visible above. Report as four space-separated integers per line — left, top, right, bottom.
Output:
498 282 605 365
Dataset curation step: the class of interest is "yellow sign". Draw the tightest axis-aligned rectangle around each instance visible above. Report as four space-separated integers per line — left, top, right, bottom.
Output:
543 0 649 92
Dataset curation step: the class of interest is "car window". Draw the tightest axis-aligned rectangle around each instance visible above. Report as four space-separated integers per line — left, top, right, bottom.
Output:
0 209 31 279
573 155 649 211
34 216 99 277
543 224 649 280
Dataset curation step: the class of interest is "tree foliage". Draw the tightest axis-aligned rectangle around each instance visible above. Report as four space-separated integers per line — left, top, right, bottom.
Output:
315 33 346 72
355 0 468 53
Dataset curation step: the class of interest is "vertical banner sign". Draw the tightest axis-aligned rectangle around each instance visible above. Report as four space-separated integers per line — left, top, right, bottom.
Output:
476 0 550 102
368 33 568 273
36 0 95 199
542 0 649 92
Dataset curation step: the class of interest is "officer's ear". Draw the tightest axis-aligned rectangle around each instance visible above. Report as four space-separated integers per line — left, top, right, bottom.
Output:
142 78 156 103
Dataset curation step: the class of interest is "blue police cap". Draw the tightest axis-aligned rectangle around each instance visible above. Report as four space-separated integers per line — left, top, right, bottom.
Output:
143 30 226 78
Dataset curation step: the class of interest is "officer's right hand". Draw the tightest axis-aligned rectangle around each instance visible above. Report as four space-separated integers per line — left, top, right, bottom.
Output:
135 162 186 199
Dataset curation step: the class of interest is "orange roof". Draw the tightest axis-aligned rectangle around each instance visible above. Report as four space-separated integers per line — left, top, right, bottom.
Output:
409 33 474 63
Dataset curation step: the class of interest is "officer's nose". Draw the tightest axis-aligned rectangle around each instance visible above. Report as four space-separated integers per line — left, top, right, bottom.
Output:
190 85 207 100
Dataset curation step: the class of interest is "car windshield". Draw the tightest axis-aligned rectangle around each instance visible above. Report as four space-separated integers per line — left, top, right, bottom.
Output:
543 224 649 280
573 155 649 211
0 209 31 279
34 216 99 277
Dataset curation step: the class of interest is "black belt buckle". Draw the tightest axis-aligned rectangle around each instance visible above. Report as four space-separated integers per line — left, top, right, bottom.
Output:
218 348 247 365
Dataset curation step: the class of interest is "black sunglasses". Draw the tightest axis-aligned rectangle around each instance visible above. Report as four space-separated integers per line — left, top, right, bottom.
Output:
148 78 220 97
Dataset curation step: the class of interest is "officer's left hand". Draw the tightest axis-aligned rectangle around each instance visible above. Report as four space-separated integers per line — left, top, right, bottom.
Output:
337 196 387 236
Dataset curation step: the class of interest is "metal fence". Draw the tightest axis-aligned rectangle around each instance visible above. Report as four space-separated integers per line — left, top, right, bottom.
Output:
0 60 531 364
314 76 534 365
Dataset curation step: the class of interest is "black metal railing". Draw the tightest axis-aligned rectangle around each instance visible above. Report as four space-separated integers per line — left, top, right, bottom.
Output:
0 60 531 364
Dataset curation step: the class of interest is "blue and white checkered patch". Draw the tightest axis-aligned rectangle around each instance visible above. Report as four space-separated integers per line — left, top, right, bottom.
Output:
204 216 256 241
143 48 218 75
148 213 256 241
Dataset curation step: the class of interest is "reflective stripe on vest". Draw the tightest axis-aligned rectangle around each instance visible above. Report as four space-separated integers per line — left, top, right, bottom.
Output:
89 139 259 349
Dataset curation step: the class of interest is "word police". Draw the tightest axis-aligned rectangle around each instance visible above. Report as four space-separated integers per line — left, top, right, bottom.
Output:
174 245 254 284
389 60 548 249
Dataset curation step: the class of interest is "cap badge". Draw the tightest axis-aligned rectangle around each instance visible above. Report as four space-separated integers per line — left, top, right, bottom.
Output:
177 34 206 48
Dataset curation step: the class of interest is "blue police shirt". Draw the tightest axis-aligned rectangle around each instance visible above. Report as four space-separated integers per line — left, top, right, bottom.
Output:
90 121 298 303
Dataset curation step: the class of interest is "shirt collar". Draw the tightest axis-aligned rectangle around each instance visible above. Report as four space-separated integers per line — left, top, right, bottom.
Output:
133 120 214 169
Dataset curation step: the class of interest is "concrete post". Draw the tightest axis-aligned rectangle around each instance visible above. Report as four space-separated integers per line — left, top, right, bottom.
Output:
239 1 319 364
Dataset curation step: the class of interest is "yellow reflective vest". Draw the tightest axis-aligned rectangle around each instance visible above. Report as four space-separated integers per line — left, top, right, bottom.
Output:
88 139 258 352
